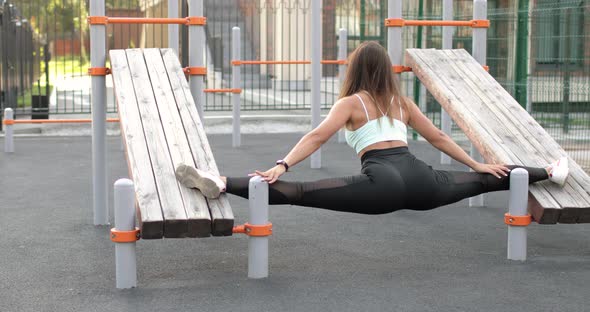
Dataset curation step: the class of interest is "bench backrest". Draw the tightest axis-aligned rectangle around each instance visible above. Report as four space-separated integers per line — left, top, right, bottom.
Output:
110 48 233 238
406 48 590 224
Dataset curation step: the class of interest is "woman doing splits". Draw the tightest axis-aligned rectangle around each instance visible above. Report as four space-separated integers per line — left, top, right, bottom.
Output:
175 41 569 215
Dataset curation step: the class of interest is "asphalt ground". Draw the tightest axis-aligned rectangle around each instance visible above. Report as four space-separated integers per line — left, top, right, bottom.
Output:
1 133 589 312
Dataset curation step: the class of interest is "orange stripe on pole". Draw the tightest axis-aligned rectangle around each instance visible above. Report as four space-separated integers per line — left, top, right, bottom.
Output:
9 118 120 124
204 88 242 94
392 65 413 73
385 18 489 28
232 60 347 66
88 16 206 26
3 119 15 125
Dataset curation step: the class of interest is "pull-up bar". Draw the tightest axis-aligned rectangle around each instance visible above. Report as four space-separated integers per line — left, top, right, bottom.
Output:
385 18 489 28
87 16 206 26
231 60 347 66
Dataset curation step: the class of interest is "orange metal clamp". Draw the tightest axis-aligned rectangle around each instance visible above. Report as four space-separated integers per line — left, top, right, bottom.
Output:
110 227 141 243
183 66 207 76
233 222 273 237
3 119 14 126
392 65 413 73
504 213 532 226
186 16 207 25
87 16 108 25
88 67 111 76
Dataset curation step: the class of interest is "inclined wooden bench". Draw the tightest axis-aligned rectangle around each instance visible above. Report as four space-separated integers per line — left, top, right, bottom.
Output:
406 48 590 224
110 48 234 238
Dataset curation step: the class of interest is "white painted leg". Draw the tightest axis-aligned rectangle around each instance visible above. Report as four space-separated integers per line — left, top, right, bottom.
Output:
4 108 14 153
507 168 528 261
114 179 137 288
248 176 269 278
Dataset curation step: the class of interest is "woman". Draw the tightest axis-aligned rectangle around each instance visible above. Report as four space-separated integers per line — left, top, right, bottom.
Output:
175 41 568 214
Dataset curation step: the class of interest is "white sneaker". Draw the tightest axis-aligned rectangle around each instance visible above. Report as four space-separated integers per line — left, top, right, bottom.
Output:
175 163 225 198
548 157 569 187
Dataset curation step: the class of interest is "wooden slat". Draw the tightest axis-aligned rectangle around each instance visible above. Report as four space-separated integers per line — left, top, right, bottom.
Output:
406 49 563 222
451 50 590 223
110 49 164 239
160 48 235 235
125 49 189 238
143 48 212 237
406 48 590 223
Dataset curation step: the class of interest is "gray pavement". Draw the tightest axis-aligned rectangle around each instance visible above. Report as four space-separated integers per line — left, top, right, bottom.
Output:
1 133 589 312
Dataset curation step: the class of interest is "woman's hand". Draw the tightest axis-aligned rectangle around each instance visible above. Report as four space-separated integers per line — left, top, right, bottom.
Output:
473 163 511 179
249 165 286 184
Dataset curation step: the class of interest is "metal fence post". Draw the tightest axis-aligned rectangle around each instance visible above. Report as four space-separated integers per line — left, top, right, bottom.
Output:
337 28 348 144
168 0 180 55
188 0 204 121
310 0 322 169
232 27 241 148
440 0 453 165
90 0 109 225
3 108 14 153
248 176 269 278
114 179 137 289
469 0 487 208
507 168 528 261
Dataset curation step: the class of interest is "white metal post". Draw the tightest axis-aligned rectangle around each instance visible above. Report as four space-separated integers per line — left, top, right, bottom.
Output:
507 168 528 261
232 27 241 148
469 0 487 207
114 179 137 289
310 0 322 168
168 0 179 54
337 28 348 144
387 0 402 70
3 108 14 153
188 0 204 121
440 0 453 165
90 0 109 225
248 176 269 278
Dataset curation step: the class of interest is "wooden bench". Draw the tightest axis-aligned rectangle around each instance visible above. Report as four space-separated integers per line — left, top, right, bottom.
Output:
110 48 234 238
406 48 590 224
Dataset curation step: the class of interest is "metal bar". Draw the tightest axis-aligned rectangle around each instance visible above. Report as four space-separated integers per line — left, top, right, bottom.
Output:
507 168 528 261
90 0 109 226
188 0 204 121
101 17 204 25
469 0 487 208
310 0 322 169
4 108 14 153
234 60 345 65
248 176 269 278
168 0 180 54
337 28 348 144
514 0 529 109
114 179 137 289
232 27 241 148
8 118 119 124
385 19 490 27
440 0 453 165
412 0 424 141
387 0 403 73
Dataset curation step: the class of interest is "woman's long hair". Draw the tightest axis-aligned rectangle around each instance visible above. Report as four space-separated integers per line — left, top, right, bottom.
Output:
339 41 406 122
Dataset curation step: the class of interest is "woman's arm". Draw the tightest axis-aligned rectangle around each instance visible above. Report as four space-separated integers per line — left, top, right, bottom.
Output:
252 97 353 183
406 98 509 178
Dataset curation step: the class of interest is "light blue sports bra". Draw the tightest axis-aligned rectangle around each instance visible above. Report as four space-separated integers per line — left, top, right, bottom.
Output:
345 93 408 154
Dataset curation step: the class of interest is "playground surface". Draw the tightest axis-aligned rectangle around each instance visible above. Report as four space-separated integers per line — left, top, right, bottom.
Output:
1 133 589 312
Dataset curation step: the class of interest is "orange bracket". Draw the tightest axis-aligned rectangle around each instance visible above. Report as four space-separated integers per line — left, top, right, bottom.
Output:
385 18 405 27
392 65 413 73
88 16 108 25
3 119 14 126
183 66 207 76
483 65 490 72
186 16 207 25
504 213 532 227
110 227 141 243
471 19 490 28
233 222 273 237
88 67 111 76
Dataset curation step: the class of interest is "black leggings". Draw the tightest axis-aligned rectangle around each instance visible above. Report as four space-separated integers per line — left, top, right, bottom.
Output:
225 147 548 214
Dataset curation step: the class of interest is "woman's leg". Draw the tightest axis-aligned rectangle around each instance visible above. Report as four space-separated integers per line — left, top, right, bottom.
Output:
426 165 548 210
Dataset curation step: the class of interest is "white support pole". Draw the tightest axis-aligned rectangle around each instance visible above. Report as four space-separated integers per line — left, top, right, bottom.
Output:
90 0 109 225
248 176 269 279
232 27 241 148
114 179 137 289
440 0 453 165
387 0 403 68
507 168 528 261
188 0 204 121
168 0 179 55
3 108 14 153
310 0 322 168
469 0 487 207
337 28 348 144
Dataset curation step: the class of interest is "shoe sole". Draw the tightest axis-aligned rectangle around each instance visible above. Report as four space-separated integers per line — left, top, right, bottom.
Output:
175 164 221 198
